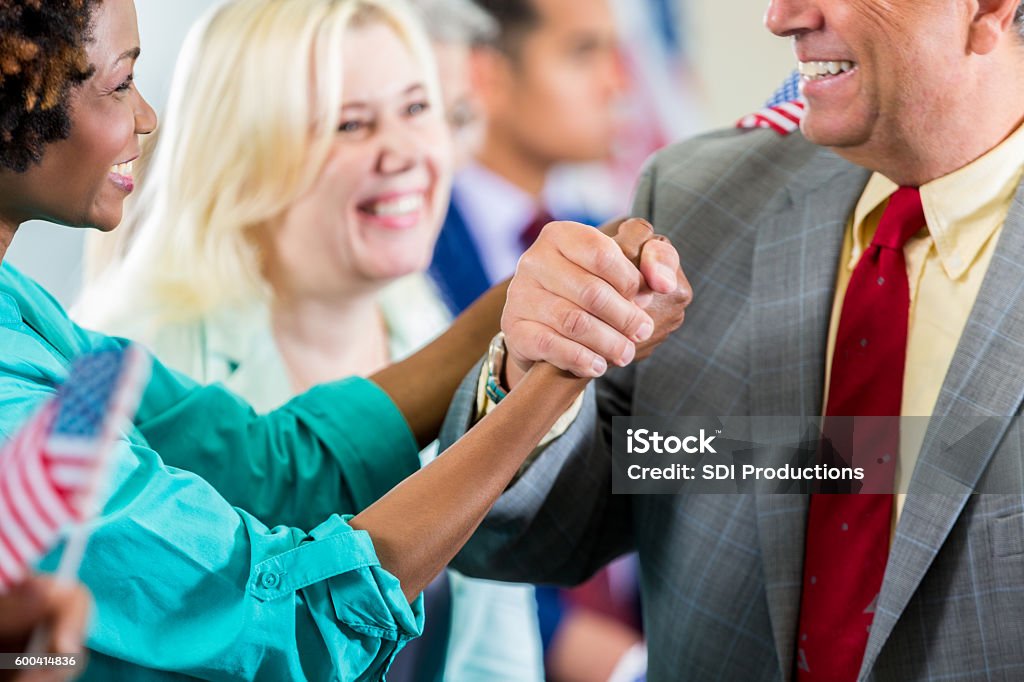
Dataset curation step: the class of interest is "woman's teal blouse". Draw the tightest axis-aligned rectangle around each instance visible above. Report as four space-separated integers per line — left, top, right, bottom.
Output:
0 264 423 680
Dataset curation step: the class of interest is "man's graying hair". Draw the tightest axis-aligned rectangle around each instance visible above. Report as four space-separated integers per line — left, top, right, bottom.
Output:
470 0 539 57
1017 1 1024 38
411 0 497 46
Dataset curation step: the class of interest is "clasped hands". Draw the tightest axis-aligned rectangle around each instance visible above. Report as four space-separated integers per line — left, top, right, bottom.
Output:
502 218 692 388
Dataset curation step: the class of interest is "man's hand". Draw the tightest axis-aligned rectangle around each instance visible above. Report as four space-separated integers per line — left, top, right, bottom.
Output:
502 218 691 387
0 575 91 682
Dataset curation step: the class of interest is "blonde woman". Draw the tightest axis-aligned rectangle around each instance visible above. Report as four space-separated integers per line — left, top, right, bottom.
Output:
77 0 544 678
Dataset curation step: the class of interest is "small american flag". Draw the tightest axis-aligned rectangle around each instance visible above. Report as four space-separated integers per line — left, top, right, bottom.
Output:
0 345 150 592
736 70 806 135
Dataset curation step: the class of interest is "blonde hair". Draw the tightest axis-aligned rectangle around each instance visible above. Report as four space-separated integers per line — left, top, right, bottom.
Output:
78 0 440 328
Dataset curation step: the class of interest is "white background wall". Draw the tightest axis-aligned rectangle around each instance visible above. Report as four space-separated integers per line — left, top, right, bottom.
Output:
7 0 793 306
6 0 214 305
688 0 793 127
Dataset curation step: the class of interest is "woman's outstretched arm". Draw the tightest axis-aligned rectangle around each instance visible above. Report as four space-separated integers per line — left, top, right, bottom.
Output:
370 279 509 449
352 362 586 600
359 219 689 599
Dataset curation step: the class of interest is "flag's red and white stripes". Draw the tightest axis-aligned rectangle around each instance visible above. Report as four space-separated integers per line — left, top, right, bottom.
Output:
0 344 150 593
0 403 86 590
736 100 806 136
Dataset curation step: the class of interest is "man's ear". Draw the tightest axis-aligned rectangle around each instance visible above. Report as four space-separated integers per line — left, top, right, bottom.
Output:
969 0 1021 55
469 46 514 117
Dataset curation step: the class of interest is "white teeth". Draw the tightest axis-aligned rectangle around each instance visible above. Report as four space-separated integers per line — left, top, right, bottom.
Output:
368 194 424 217
110 160 134 177
798 60 854 81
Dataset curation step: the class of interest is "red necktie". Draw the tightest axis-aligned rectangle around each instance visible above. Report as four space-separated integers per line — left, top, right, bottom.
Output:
796 187 925 681
520 208 554 251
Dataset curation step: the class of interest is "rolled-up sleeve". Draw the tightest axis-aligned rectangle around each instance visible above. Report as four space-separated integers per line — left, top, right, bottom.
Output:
41 438 422 681
126 344 420 528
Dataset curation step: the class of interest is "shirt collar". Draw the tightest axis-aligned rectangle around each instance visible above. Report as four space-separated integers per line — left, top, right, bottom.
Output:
452 161 552 242
850 121 1024 279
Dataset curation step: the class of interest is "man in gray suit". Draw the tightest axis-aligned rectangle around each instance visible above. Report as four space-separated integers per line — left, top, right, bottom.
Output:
442 0 1024 679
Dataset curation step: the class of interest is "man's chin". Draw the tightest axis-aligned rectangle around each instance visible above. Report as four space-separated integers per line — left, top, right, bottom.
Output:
799 116 870 150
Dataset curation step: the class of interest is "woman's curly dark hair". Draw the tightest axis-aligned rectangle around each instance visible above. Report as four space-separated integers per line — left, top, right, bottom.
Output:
0 0 100 173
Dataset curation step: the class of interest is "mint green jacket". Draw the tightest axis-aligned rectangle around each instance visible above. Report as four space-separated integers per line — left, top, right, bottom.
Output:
0 263 423 681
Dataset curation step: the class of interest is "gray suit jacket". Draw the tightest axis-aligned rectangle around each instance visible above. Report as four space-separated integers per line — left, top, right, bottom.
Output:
441 128 1024 681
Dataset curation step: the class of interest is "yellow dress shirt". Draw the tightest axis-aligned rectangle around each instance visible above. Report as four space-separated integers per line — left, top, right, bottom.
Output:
825 122 1024 522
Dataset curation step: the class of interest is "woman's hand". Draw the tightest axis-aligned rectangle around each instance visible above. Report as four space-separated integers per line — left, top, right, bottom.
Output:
609 220 691 363
0 575 91 682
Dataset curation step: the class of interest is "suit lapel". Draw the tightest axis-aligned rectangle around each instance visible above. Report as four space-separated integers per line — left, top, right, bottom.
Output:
860 178 1024 677
749 149 871 680
428 192 491 314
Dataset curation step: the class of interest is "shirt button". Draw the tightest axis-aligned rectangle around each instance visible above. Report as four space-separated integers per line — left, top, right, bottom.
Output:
259 572 280 589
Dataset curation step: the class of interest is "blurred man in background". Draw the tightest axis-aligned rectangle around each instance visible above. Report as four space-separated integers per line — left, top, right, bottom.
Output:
429 0 628 314
426 3 645 680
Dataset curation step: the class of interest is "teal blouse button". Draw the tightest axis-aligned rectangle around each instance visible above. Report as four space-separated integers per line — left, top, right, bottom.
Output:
259 571 280 589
